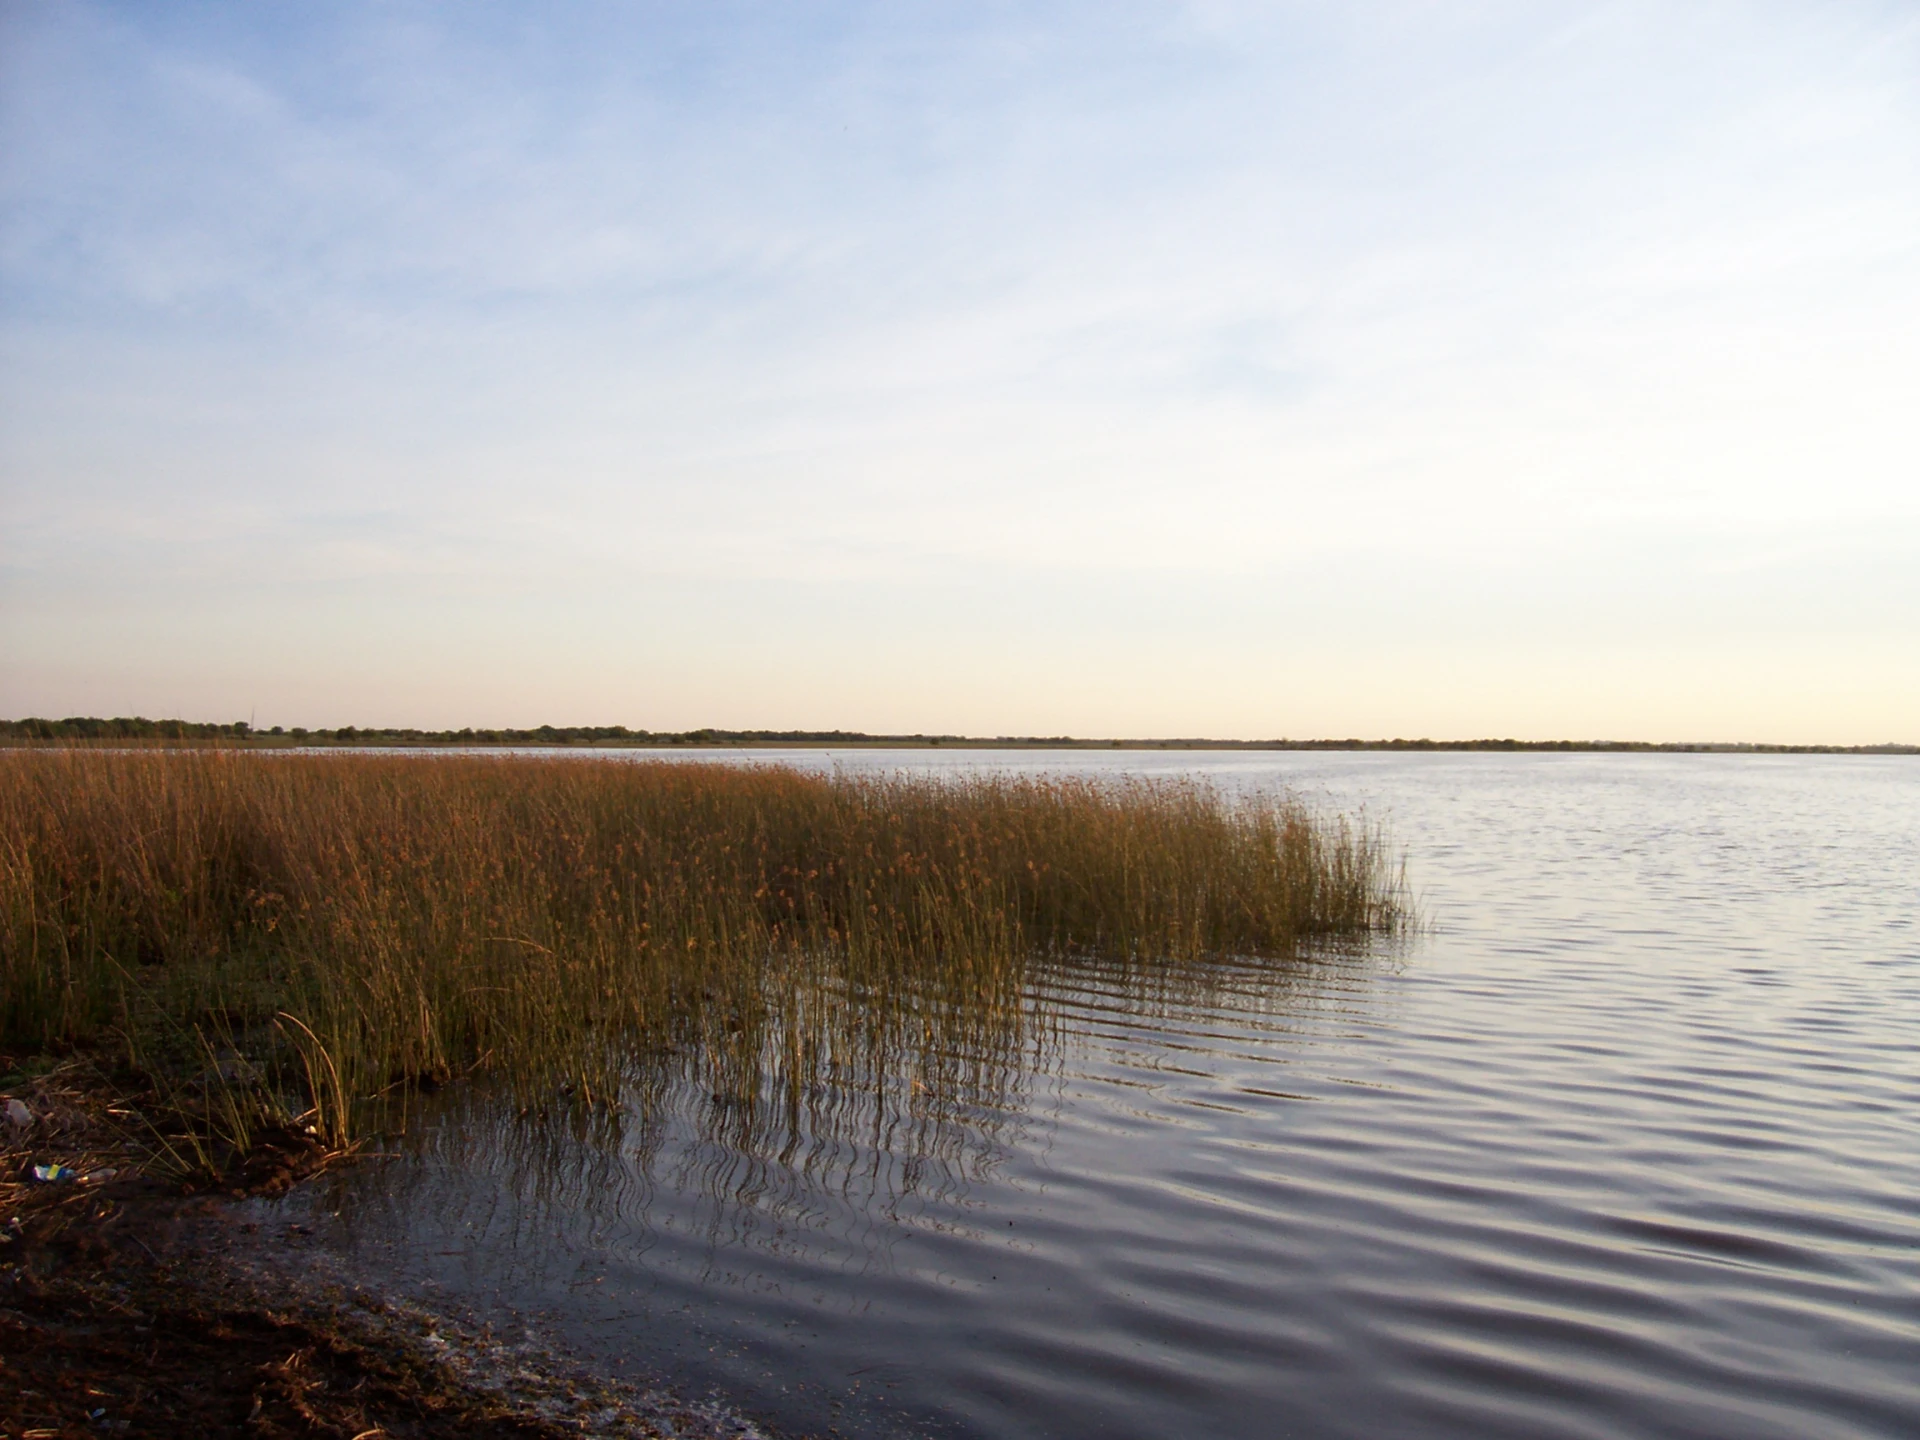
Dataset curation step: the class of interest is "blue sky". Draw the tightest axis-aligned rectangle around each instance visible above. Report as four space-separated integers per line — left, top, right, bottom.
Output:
2 1 1916 740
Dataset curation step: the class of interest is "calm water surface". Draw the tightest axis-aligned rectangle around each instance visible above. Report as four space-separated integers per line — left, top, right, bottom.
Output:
278 752 1920 1439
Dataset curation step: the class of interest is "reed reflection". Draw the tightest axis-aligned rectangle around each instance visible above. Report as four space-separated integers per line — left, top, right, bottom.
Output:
321 942 1378 1279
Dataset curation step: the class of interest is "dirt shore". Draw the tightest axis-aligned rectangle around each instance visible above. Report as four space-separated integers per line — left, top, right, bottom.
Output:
0 1062 775 1439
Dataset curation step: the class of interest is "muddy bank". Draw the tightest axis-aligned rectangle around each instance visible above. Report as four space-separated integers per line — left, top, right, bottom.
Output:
0 1063 778 1439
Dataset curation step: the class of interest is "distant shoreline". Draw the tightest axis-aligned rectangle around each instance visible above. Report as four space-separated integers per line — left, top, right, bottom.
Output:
2 718 1914 754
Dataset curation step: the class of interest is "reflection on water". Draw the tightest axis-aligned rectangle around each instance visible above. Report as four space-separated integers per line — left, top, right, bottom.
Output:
317 942 1355 1295
277 754 1920 1439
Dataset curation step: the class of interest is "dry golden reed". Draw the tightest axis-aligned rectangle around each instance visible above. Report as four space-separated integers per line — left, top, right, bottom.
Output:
1 749 1401 1147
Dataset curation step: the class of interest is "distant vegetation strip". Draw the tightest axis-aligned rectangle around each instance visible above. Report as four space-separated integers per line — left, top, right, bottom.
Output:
1 716 1913 753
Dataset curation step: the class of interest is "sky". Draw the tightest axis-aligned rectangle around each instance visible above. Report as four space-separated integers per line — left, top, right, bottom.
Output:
2 1 1916 742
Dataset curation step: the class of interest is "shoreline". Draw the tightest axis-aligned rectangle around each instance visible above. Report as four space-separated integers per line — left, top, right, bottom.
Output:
0 1062 781 1440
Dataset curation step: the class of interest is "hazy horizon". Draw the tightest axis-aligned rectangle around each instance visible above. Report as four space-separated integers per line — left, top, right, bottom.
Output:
4 3 1916 743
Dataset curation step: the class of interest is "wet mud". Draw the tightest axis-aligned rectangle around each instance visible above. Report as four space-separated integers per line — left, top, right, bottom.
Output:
0 1063 776 1440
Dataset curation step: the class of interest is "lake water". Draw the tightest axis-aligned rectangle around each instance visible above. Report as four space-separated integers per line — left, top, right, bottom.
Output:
274 751 1920 1439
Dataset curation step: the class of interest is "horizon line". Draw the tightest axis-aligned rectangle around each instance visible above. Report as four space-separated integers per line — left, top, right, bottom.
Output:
2 718 1914 755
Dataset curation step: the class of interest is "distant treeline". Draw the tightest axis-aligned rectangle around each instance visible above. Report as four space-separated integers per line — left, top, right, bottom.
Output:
0 718 931 745
4 716 258 740
2 716 1914 754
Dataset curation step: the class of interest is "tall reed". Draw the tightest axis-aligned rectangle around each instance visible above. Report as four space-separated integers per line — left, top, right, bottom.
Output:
0 750 1402 1149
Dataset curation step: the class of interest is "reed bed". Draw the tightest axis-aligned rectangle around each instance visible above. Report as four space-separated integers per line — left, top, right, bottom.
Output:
0 749 1402 1159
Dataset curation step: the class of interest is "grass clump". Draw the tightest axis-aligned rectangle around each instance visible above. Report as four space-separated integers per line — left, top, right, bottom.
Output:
0 750 1401 1161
